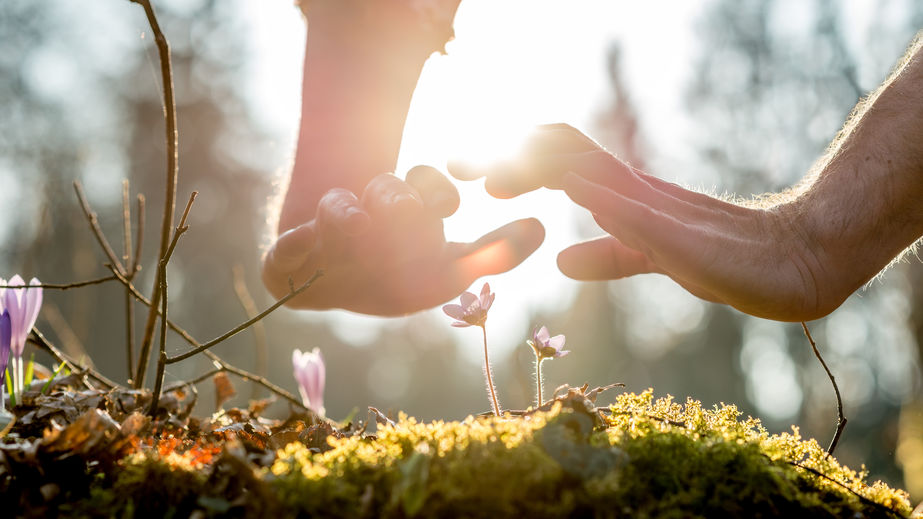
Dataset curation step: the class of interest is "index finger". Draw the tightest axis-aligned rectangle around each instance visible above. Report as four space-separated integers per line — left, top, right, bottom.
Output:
447 124 604 198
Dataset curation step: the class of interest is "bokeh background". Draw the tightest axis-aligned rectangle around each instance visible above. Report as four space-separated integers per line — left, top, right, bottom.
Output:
2 0 922 499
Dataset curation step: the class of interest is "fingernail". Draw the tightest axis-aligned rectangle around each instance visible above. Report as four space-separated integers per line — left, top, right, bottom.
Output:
343 207 369 234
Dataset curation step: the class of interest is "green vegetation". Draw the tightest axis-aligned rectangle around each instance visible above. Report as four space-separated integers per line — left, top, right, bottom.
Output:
61 390 910 518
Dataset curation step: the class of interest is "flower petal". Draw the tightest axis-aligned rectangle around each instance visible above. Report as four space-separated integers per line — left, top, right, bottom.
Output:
459 291 477 310
534 326 550 344
548 334 566 351
442 304 466 320
451 321 472 328
554 350 571 358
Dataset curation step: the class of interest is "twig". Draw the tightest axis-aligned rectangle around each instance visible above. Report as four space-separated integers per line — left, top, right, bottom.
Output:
801 321 847 456
0 275 117 290
787 461 903 518
73 180 127 276
106 264 313 410
123 180 136 382
166 271 323 364
231 264 269 399
132 194 145 275
28 328 119 390
148 192 196 416
132 0 179 390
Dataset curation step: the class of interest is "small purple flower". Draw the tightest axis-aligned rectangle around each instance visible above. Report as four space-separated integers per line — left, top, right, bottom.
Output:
0 311 10 409
442 283 495 328
292 348 326 417
529 326 569 360
1 275 43 358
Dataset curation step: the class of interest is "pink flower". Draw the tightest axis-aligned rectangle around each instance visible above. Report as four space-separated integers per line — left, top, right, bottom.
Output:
442 283 495 328
292 348 326 417
1 275 43 358
529 326 569 359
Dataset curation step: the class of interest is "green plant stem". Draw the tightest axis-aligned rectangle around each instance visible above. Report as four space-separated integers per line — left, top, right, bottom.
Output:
481 324 500 417
535 357 544 408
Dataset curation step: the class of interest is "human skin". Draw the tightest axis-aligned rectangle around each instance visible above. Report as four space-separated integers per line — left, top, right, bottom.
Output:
450 36 923 322
262 1 544 315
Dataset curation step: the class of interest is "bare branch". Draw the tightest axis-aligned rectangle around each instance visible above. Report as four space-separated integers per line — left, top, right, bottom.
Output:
167 271 323 364
232 264 269 399
28 328 119 390
132 194 146 276
73 180 127 276
149 192 197 415
106 264 313 411
132 0 179 390
801 321 847 456
123 180 136 383
0 275 118 290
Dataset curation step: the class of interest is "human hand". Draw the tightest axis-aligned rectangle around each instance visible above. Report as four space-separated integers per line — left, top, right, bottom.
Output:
449 124 835 322
262 166 544 316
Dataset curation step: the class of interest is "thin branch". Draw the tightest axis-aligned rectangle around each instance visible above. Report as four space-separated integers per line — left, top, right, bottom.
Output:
123 180 136 383
28 328 119 390
166 271 323 364
148 192 196 415
73 180 127 276
801 321 847 457
132 0 179 390
788 462 903 518
131 194 145 275
106 259 313 411
0 275 117 290
231 264 269 400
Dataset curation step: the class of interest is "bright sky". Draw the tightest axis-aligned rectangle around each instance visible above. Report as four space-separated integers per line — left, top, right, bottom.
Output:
242 1 705 360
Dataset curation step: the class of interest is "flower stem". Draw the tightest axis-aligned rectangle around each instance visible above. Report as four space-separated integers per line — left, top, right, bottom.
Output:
481 325 501 417
535 357 543 408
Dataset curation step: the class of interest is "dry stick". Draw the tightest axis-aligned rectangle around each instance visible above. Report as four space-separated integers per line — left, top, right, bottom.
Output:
132 194 145 275
122 181 136 383
0 275 118 290
148 192 196 416
28 328 119 390
106 267 314 410
73 181 128 277
231 264 269 400
167 271 324 364
801 321 847 456
132 0 179 390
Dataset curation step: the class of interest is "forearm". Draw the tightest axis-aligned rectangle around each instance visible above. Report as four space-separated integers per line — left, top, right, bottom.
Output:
786 35 923 305
279 2 460 232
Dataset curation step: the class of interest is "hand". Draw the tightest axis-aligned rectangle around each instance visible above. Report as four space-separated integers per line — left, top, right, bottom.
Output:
262 166 544 316
449 124 835 322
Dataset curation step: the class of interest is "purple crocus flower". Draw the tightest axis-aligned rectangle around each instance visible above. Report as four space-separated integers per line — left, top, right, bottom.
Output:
529 326 569 359
442 283 495 328
0 311 10 409
292 348 326 417
1 275 43 358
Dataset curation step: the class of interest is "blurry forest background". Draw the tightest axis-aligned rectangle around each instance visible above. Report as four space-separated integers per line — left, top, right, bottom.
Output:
2 0 923 499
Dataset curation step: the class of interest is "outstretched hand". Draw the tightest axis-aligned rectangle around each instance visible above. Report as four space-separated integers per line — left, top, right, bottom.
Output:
262 166 544 316
449 124 835 322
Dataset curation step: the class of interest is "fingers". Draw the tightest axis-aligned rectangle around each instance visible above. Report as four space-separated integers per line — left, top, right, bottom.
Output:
359 173 425 220
446 217 545 292
557 236 659 280
448 123 604 198
316 188 370 237
562 172 690 264
263 221 317 277
405 165 460 217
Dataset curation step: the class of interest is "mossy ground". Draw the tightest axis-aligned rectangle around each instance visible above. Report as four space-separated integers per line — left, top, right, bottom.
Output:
22 390 913 518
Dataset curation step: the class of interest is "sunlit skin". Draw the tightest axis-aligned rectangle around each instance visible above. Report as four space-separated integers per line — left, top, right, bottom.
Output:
450 36 923 322
262 1 543 315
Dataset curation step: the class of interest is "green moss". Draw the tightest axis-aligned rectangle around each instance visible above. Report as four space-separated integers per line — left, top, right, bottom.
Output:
61 390 910 518
269 390 910 518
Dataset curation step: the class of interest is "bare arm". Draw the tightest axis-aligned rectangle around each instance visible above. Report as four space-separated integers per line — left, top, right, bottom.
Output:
450 35 923 322
263 2 544 315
